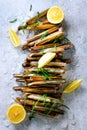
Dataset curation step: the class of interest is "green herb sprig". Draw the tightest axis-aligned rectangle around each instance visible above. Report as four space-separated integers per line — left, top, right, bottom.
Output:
31 68 54 80
29 94 47 119
42 47 45 55
9 18 17 23
32 22 39 27
38 68 54 80
21 22 26 33
36 11 40 22
40 31 48 40
29 4 32 11
24 95 27 107
53 35 70 43
46 103 56 115
45 98 69 116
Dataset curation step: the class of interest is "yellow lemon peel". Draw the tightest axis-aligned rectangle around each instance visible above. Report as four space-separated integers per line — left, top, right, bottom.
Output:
9 28 21 47
6 104 26 124
63 79 83 94
47 6 64 24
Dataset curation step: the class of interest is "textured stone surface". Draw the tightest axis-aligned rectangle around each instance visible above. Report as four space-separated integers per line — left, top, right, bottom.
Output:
0 0 87 130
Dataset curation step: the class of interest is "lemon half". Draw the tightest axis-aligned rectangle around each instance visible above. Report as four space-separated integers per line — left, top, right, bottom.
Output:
47 6 64 24
6 104 26 124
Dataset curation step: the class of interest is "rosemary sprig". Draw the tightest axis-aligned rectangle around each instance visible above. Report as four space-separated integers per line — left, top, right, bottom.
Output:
29 11 40 28
36 11 40 22
31 68 54 80
22 27 25 33
54 104 69 110
46 103 56 115
29 4 32 11
53 38 59 43
51 44 57 51
44 102 50 110
53 35 70 43
29 94 47 120
58 35 70 43
40 31 48 40
24 95 27 108
45 98 69 116
9 18 17 23
42 47 45 55
38 68 54 80
21 22 26 33
32 22 39 27
43 94 47 105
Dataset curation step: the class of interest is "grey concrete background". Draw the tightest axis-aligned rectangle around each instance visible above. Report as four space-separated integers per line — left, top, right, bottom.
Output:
0 0 87 130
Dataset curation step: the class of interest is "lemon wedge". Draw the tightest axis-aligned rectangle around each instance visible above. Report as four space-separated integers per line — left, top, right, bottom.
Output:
9 28 21 47
6 104 26 124
63 79 83 94
38 52 56 68
47 6 64 24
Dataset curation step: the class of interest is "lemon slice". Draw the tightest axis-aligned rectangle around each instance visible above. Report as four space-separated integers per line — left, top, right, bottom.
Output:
9 28 21 47
38 52 56 68
6 104 26 124
47 6 64 24
63 79 83 94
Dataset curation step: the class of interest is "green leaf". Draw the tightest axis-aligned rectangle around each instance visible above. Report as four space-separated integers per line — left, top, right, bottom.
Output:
40 31 48 40
44 102 50 110
21 22 26 33
53 38 59 43
29 94 47 119
29 4 32 11
36 11 40 22
9 18 17 23
31 68 54 80
32 22 39 27
53 35 70 43
38 68 54 80
24 95 27 107
46 103 56 115
42 47 45 55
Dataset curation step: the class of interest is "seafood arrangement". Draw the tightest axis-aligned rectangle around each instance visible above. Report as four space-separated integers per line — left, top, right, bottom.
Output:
7 6 82 124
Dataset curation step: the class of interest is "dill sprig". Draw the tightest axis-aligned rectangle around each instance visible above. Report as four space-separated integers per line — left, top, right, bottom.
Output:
51 44 57 51
46 103 56 115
